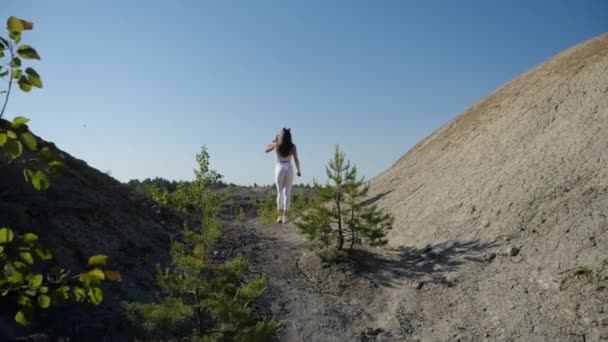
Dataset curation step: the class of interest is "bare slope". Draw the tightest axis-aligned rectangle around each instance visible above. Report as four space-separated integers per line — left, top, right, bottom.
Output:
366 34 608 340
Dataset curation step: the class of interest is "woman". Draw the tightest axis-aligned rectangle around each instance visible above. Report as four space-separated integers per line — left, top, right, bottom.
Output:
265 128 301 223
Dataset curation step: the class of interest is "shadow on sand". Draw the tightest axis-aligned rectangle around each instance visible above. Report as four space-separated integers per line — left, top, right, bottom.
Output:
348 239 500 288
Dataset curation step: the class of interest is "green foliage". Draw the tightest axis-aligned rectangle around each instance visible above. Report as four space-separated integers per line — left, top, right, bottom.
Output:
1 19 64 190
125 147 281 340
124 219 281 340
0 227 120 325
296 145 394 251
1 17 41 120
318 247 349 263
0 16 118 327
126 177 180 194
135 146 224 223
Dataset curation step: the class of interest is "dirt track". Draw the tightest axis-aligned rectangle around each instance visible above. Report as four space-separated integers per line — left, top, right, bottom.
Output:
222 219 511 342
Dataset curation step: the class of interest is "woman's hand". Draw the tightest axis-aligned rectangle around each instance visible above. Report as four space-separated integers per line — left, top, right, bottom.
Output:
297 171 301 177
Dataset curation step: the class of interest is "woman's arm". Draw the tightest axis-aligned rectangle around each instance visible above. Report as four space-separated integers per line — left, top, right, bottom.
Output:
293 145 302 177
265 142 276 153
265 135 278 153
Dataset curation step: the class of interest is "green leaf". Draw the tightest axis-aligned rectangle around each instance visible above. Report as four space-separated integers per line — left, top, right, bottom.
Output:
0 70 7 77
0 246 4 254
20 252 34 265
20 132 37 151
7 130 17 139
4 139 22 159
39 146 54 160
30 274 43 287
81 268 105 283
10 31 22 44
18 295 31 306
87 287 103 305
31 170 50 191
73 287 86 302
13 261 27 270
7 16 33 33
37 294 51 309
12 68 22 79
23 233 38 244
48 160 64 175
17 46 40 60
34 247 52 261
88 255 108 267
0 133 7 146
0 227 15 243
15 309 31 326
38 286 48 294
10 57 21 68
18 76 32 92
25 68 42 87
11 116 30 128
8 271 24 284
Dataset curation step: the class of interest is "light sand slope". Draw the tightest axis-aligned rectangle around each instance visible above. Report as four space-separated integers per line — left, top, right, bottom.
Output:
367 33 608 341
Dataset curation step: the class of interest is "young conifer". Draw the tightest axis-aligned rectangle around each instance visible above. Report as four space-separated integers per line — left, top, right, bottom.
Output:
296 145 393 251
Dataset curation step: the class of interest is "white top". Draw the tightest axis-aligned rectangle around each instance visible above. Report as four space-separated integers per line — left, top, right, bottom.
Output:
276 150 291 163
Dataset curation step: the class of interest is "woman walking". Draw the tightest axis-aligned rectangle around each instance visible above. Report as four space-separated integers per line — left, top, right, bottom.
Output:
265 128 301 223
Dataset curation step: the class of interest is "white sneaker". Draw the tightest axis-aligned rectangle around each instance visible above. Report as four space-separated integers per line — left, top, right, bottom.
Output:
276 216 283 224
282 216 288 224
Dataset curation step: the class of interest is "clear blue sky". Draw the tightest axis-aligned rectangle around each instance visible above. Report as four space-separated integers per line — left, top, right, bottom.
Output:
3 1 607 185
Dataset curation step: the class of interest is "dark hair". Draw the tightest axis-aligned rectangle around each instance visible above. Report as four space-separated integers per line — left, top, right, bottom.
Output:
277 128 294 157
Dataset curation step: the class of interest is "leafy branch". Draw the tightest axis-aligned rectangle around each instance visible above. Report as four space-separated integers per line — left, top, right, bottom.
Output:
0 16 120 327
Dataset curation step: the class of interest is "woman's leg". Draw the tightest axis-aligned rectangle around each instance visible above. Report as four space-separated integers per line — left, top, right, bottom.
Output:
275 164 284 210
281 165 294 222
275 164 287 222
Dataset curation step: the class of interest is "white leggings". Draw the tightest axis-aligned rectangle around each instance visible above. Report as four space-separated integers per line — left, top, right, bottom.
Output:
275 162 294 211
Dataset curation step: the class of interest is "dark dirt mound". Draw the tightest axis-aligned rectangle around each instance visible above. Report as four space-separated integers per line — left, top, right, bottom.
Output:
0 133 184 341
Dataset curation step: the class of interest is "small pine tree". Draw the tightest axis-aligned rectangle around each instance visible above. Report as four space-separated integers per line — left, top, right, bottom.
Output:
125 147 281 340
124 220 281 340
296 145 393 251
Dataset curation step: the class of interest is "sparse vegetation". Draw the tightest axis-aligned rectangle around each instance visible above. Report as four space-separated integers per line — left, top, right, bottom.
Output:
144 146 224 220
0 16 119 326
578 258 608 286
126 147 281 340
295 145 393 252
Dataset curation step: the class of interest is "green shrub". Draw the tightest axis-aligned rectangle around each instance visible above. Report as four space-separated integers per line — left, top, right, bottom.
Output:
125 148 281 340
296 145 394 251
125 222 281 341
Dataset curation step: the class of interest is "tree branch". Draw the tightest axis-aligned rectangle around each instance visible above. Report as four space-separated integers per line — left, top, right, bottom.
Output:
0 38 14 119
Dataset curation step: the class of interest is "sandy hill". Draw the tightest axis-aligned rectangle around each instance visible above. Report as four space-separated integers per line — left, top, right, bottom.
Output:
365 33 608 340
